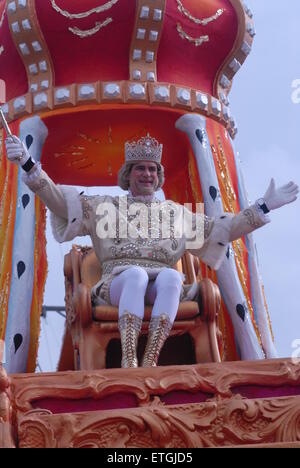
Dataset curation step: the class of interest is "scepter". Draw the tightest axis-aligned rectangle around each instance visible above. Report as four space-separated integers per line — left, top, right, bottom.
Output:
0 108 12 137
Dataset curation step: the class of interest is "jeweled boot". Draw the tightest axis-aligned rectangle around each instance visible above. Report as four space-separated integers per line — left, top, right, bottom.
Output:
142 314 172 367
118 311 142 368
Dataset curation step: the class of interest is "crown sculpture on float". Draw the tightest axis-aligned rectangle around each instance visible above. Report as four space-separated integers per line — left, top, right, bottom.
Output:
0 0 276 373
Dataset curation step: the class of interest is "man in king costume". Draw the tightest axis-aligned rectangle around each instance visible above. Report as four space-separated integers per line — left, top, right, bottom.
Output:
5 132 299 368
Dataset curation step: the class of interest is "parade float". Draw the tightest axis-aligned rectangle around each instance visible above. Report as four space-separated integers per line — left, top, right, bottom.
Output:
0 0 300 448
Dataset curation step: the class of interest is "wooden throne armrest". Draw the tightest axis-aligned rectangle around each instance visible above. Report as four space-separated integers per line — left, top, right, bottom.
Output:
73 283 93 328
198 278 221 323
64 246 93 328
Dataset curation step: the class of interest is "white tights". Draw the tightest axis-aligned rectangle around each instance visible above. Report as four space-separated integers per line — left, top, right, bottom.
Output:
109 266 182 324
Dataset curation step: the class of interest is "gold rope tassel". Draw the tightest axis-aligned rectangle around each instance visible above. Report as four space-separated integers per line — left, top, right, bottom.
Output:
118 311 142 368
142 314 172 367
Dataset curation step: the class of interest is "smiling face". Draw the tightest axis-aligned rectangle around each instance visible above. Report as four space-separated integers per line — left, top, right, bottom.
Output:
128 161 159 196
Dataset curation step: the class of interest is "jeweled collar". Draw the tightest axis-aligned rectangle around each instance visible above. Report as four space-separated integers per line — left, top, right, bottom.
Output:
127 189 158 203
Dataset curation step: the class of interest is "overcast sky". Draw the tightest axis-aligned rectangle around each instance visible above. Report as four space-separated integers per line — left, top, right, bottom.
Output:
38 0 300 371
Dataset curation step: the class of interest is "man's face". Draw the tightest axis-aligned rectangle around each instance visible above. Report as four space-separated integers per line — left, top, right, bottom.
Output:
129 161 158 196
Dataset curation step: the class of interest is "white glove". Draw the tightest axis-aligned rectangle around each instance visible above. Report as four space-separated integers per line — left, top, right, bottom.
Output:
263 178 299 211
5 135 31 167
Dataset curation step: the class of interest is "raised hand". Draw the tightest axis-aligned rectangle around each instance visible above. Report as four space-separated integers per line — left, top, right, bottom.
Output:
263 178 299 211
5 136 31 167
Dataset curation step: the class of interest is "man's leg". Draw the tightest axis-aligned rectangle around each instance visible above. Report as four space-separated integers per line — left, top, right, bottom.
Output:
142 268 182 367
110 266 149 368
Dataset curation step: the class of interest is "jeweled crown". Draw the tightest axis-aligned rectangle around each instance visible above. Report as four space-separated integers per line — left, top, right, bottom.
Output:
125 134 163 163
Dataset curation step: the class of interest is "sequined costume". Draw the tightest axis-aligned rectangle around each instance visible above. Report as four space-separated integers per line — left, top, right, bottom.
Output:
23 163 269 307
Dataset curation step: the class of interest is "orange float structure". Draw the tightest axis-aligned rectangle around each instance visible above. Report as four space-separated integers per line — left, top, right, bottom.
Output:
0 0 300 448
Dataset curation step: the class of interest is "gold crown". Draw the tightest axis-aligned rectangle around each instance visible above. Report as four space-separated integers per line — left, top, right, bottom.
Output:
125 134 163 163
